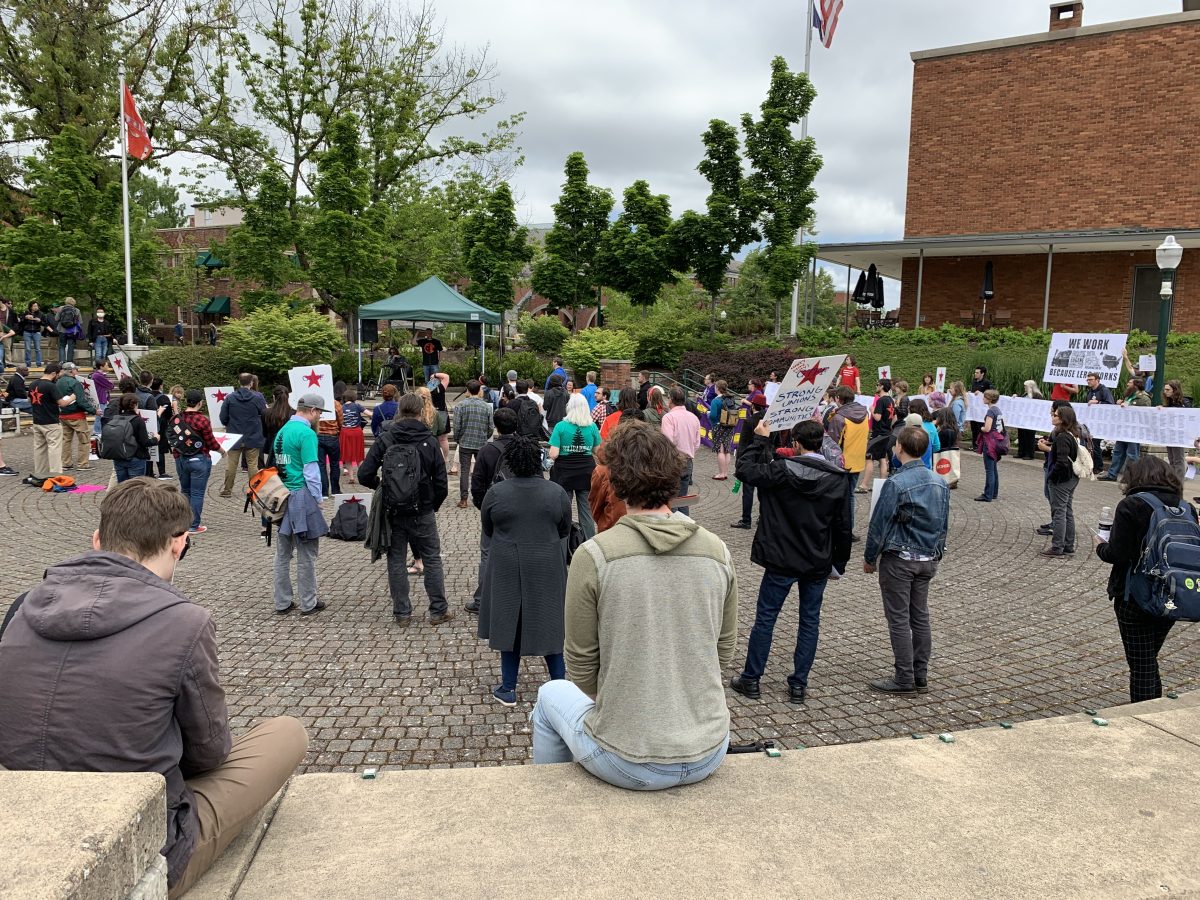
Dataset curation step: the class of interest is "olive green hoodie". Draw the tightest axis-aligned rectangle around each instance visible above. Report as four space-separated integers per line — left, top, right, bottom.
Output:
565 513 738 764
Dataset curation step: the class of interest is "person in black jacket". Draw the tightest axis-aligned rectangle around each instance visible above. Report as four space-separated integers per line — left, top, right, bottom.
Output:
1038 404 1079 558
1095 456 1188 703
730 417 852 704
543 374 569 429
466 406 519 615
358 393 451 627
109 392 157 482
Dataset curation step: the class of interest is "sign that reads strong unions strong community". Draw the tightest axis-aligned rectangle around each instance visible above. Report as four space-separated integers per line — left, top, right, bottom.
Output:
1043 333 1127 388
766 355 845 432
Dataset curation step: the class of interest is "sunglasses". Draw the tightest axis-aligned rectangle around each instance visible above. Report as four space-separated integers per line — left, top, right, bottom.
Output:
172 532 192 562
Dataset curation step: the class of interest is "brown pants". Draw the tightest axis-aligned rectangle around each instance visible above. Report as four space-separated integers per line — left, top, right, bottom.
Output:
169 716 308 899
221 446 260 495
31 423 63 478
61 417 91 468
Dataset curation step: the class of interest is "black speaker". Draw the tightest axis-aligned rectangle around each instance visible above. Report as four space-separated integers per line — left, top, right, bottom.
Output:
360 318 378 343
466 322 482 346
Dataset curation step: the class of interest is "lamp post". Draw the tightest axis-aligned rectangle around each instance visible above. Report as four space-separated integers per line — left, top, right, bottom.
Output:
1153 235 1184 404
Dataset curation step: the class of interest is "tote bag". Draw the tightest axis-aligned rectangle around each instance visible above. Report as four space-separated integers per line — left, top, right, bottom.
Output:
932 448 960 486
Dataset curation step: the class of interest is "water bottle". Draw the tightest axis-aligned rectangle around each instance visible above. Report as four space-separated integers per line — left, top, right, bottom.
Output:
1098 506 1113 542
731 478 741 494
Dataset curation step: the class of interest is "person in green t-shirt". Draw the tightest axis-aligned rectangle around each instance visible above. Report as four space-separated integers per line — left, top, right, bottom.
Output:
272 394 328 616
548 394 602 538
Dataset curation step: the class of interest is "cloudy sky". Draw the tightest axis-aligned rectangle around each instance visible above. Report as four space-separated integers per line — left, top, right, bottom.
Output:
437 0 1180 296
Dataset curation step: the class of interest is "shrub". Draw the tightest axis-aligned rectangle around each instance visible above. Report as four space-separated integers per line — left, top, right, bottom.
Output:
561 328 639 376
519 314 570 355
136 345 243 390
219 308 347 382
331 351 361 386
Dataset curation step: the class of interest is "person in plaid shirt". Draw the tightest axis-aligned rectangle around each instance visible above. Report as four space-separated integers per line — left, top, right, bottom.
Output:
452 380 495 508
171 389 226 534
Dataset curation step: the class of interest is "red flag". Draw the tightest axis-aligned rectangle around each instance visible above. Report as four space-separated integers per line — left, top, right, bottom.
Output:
122 85 152 161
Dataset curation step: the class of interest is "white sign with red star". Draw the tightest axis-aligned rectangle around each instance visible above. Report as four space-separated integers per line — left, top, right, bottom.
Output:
108 352 132 382
78 377 100 412
288 364 336 421
204 386 235 429
332 492 372 515
766 355 845 433
209 432 242 464
877 366 890 381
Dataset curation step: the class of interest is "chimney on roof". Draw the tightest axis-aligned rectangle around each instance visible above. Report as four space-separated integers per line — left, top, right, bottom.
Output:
1049 1 1084 31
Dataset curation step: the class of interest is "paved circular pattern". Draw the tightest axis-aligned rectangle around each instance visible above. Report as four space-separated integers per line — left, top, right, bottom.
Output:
1 427 1197 772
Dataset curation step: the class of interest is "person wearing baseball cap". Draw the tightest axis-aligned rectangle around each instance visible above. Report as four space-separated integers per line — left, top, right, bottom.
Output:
272 393 329 616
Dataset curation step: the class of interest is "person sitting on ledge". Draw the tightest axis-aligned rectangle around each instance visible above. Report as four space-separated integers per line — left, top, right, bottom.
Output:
531 420 738 789
0 477 308 899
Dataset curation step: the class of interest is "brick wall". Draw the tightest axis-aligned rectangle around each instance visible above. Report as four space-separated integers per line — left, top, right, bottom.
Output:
900 250 1198 331
906 18 1200 237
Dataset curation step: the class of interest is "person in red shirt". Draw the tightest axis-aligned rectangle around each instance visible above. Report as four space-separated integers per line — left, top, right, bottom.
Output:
836 355 861 395
1049 382 1077 402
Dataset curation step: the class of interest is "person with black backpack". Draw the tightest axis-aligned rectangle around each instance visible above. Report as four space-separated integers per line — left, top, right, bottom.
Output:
55 297 82 364
1095 456 1196 703
358 393 452 627
101 392 156 482
466 406 520 614
509 379 548 441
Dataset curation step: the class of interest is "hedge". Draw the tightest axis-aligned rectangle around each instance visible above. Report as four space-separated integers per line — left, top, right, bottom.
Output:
135 345 244 390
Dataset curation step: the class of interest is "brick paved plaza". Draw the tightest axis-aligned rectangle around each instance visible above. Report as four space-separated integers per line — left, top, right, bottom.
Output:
1 427 1197 772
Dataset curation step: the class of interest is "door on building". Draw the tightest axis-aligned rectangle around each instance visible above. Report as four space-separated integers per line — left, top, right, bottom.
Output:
1130 265 1170 334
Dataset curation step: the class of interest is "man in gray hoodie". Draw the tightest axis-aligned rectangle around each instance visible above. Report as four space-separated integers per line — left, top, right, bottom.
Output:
0 478 307 897
531 421 738 788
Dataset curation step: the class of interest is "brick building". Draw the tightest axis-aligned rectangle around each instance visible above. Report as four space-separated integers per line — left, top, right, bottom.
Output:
820 3 1200 333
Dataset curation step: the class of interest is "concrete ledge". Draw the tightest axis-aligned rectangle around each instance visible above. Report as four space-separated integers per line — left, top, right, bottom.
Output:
236 705 1200 899
186 788 286 900
0 771 166 900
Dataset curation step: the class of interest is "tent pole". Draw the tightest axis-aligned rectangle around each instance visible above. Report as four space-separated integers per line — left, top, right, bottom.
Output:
356 316 362 387
481 323 486 376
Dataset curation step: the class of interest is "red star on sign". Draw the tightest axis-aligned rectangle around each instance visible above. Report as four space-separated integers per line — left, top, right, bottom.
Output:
213 389 228 403
304 369 323 387
796 360 829 386
29 387 44 406
215 434 229 445
344 496 362 504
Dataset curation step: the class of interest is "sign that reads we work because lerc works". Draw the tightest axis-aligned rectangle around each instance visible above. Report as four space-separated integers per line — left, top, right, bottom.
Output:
1043 333 1127 388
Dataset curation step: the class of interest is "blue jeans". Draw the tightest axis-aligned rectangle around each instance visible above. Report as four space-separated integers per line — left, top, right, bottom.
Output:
848 469 862 526
23 332 41 366
58 335 75 363
176 453 212 529
422 364 438 382
982 453 999 500
93 335 109 365
499 626 565 691
742 571 829 689
1108 441 1140 479
531 680 729 790
114 458 147 483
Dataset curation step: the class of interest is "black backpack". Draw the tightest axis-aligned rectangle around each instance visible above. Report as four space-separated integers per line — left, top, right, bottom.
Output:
99 415 139 461
57 305 79 330
382 439 423 515
167 413 205 456
328 500 369 541
514 396 547 440
491 444 516 487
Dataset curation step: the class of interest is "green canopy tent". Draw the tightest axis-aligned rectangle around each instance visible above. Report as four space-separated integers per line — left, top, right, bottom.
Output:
356 276 501 385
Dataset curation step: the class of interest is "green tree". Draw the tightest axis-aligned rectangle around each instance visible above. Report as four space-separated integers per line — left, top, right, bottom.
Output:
532 152 613 328
129 171 185 228
0 125 171 319
597 179 676 316
218 306 346 377
220 164 302 310
462 182 531 321
673 119 758 334
304 114 394 323
741 56 821 337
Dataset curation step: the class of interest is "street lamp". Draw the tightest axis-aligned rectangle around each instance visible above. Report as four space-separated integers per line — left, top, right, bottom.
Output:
1152 235 1184 404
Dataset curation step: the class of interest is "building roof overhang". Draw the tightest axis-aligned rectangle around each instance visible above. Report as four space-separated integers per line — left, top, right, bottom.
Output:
817 229 1200 280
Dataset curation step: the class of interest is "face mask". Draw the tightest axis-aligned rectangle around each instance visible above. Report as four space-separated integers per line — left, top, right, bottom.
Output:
96 313 104 319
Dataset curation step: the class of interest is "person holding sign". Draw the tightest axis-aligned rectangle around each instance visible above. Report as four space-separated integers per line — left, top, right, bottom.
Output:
729 418 852 705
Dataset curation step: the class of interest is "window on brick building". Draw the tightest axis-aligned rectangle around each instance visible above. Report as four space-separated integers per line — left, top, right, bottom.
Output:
1130 265 1170 335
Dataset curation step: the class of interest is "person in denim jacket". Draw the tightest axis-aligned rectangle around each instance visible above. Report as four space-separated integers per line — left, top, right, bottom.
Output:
863 426 950 696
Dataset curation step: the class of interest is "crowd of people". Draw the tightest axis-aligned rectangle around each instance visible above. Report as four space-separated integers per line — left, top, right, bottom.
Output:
1 346 1197 898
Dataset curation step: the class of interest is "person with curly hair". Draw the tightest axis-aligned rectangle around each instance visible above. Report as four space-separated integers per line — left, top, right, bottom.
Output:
478 433 573 706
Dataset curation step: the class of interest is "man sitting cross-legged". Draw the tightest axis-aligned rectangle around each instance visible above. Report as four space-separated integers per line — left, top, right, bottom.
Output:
0 477 308 899
530 421 738 789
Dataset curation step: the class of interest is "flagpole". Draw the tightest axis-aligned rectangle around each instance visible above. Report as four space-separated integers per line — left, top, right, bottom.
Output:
791 0 816 337
119 65 135 347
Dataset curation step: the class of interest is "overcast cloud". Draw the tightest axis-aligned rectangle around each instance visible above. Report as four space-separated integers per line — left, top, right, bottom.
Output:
437 0 1180 297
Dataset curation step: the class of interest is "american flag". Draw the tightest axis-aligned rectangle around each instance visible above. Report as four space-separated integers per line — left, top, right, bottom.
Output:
813 0 843 49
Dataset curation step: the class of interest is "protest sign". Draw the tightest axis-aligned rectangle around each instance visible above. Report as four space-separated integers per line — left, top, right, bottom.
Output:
288 364 336 421
1043 333 1126 387
78 376 100 411
765 356 843 433
208 432 242 464
204 386 235 428
108 351 132 382
935 367 947 392
1138 354 1156 373
878 366 890 381
965 393 1200 447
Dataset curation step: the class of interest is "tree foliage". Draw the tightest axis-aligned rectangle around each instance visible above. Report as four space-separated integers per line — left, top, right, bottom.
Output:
741 56 821 334
462 182 530 315
596 179 675 312
518 313 569 355
218 306 346 377
532 152 613 322
560 327 638 376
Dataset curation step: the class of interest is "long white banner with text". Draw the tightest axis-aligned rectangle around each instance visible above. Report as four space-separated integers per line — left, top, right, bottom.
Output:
962 393 1200 448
